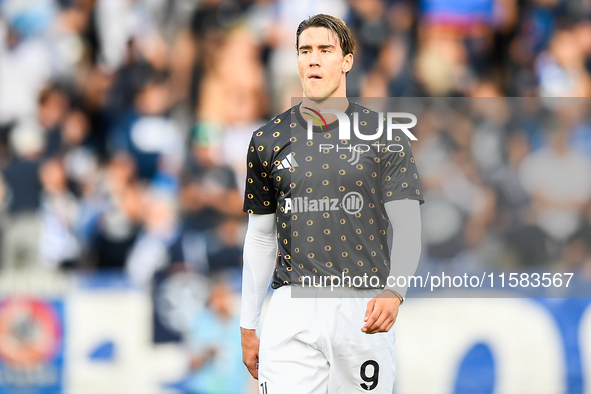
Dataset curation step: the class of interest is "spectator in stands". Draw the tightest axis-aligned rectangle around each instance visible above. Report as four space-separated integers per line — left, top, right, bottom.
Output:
0 13 52 124
1 120 45 271
185 274 249 394
125 185 183 288
38 85 69 158
107 74 184 181
536 26 591 97
60 109 99 197
519 124 591 246
39 157 81 270
90 153 141 270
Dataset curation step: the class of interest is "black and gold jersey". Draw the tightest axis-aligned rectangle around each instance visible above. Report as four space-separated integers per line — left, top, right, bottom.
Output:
243 101 423 289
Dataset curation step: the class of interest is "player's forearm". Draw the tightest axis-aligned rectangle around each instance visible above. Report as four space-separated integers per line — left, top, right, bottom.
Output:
240 213 278 330
384 200 422 299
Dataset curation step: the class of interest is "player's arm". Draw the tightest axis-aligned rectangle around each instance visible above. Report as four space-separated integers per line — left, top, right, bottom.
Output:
362 199 421 334
383 199 421 299
240 212 277 379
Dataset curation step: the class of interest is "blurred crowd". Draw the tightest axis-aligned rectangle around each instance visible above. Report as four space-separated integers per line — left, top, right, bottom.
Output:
1 0 591 391
409 98 591 279
1 0 590 274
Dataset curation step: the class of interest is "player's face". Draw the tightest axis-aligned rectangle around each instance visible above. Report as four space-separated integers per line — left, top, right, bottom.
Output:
297 27 353 101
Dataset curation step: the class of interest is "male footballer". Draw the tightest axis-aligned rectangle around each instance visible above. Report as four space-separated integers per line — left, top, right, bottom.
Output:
240 14 423 394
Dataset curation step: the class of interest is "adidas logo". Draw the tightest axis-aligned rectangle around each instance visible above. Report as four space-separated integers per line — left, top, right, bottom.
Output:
276 153 299 170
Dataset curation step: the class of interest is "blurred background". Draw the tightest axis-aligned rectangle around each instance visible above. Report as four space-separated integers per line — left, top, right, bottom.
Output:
1 0 591 393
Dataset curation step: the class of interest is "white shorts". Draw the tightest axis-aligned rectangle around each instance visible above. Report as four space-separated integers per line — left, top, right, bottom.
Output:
258 286 396 394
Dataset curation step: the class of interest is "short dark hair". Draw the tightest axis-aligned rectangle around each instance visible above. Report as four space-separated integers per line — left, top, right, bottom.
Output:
296 14 355 57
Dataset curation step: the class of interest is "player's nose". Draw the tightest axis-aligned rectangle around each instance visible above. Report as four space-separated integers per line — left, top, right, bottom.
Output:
309 49 321 66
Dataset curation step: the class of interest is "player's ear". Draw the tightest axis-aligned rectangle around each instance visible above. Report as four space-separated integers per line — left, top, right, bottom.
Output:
342 53 353 74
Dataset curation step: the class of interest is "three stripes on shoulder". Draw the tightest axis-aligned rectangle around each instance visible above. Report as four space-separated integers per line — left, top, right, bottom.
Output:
276 153 299 170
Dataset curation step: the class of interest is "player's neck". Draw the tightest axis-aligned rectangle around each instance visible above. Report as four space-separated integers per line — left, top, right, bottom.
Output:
300 96 350 124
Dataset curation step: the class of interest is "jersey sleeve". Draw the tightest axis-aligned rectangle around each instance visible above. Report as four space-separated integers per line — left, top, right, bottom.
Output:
243 136 277 214
379 134 424 205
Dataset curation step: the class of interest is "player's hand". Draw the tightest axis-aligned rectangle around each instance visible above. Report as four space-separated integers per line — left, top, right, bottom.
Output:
362 291 402 334
241 327 260 379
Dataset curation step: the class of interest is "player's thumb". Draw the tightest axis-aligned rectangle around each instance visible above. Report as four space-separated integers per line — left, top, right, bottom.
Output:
364 299 375 322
